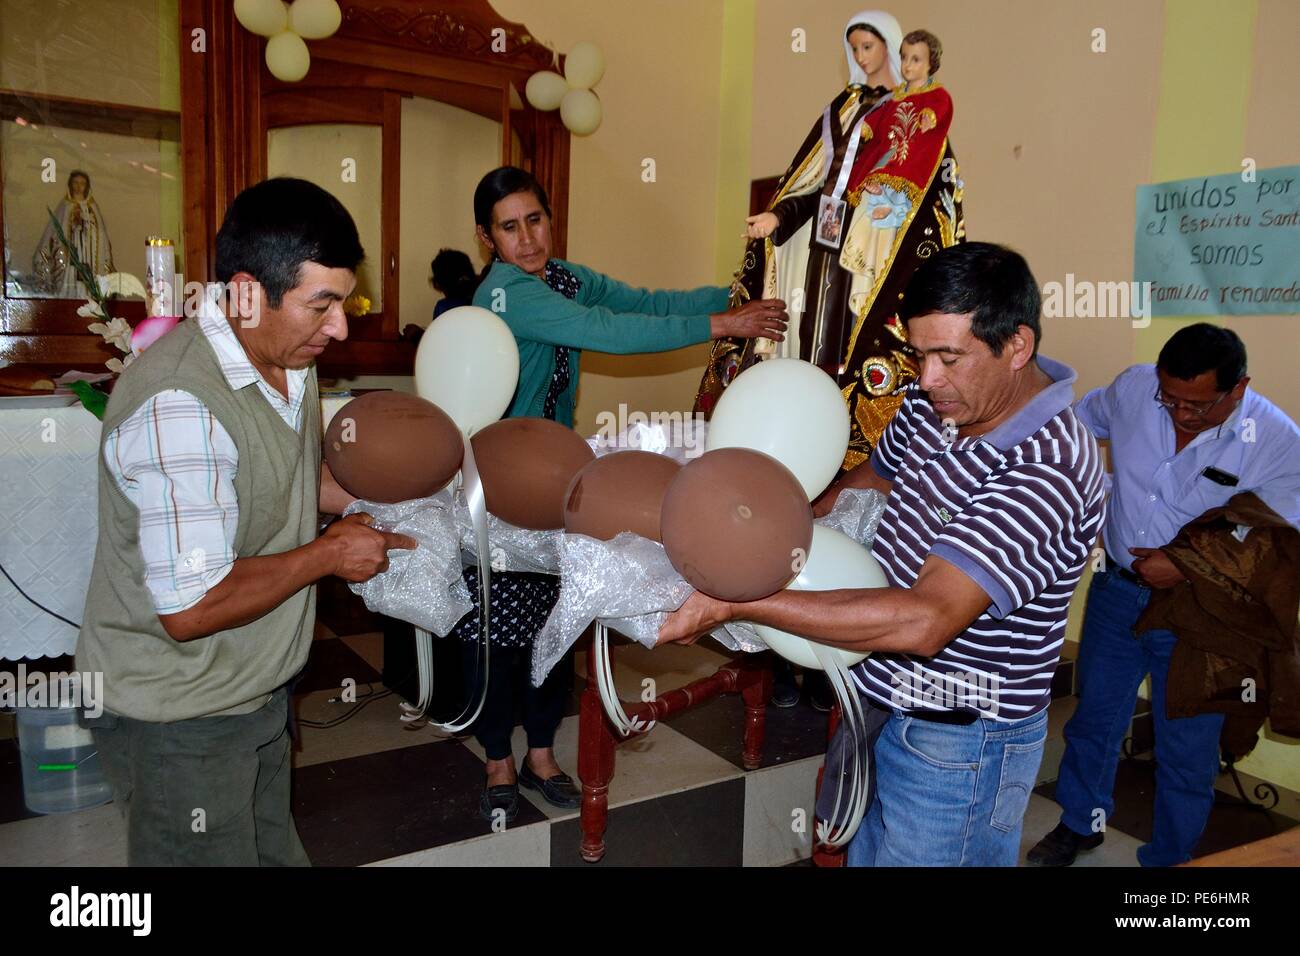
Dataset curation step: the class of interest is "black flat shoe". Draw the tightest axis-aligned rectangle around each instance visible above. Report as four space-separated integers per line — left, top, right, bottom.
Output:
770 657 799 708
1026 822 1104 866
480 782 519 823
771 673 800 708
518 762 581 810
807 672 834 713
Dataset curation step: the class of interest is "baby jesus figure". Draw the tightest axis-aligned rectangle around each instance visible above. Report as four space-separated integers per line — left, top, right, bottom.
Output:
839 29 954 278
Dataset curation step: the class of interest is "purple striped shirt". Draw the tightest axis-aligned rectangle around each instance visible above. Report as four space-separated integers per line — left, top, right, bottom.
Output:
854 356 1106 721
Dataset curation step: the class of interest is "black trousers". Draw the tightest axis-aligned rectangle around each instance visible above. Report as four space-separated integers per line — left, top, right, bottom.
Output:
458 639 576 761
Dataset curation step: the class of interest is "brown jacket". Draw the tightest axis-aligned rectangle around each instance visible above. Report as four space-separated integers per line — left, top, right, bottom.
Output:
1136 492 1300 758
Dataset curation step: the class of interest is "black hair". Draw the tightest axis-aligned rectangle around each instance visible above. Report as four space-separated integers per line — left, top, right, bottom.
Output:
898 242 1042 357
1157 323 1248 391
473 166 552 233
846 22 886 43
214 177 364 308
67 169 91 192
430 248 476 298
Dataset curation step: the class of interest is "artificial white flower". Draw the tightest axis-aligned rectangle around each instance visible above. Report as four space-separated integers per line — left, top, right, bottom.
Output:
88 316 134 353
78 300 107 319
97 272 147 300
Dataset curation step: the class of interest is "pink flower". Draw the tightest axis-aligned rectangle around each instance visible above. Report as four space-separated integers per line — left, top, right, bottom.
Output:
131 315 180 353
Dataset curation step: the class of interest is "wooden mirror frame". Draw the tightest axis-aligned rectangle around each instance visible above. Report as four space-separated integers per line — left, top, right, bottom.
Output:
1 0 570 378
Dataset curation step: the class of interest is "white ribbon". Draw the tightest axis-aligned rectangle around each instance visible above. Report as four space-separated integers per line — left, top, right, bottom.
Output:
594 622 654 737
818 92 896 206
401 433 492 731
819 108 866 208
812 646 871 847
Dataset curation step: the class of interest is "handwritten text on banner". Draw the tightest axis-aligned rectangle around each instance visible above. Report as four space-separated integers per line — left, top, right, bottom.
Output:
1134 165 1300 316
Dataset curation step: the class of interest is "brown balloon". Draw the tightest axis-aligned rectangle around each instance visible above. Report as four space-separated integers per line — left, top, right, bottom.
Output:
324 391 463 503
660 447 813 602
471 417 596 530
563 451 681 542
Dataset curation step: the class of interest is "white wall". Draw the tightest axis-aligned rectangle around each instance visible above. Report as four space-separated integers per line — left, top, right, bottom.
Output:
397 96 500 333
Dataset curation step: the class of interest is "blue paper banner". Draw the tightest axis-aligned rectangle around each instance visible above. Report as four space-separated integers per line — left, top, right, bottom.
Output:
1134 165 1300 316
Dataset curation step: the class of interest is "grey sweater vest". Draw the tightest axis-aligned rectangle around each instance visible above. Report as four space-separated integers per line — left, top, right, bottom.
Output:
76 318 320 721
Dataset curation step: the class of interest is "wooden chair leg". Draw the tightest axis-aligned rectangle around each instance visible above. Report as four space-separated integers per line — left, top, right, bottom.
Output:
577 632 617 863
738 658 773 771
812 702 846 866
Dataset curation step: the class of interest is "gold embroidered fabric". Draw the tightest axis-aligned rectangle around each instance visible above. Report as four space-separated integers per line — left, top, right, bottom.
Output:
891 80 944 102
695 85 965 485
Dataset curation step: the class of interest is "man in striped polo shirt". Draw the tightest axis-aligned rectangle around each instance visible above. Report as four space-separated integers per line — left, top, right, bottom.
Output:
660 242 1106 866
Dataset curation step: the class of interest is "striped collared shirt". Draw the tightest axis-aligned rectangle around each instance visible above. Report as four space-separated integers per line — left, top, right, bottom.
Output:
102 294 310 614
853 356 1106 721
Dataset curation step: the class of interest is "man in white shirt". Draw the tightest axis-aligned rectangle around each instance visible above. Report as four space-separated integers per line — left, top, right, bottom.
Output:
78 178 415 866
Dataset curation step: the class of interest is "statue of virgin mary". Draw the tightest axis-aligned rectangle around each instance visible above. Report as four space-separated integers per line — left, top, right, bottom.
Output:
33 169 115 297
696 10 966 470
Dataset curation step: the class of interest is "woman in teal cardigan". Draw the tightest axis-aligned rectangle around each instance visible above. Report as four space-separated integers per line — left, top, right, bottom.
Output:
472 167 787 425
456 166 787 822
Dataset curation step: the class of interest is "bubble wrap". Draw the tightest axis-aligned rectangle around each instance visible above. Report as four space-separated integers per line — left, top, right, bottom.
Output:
343 490 472 636
530 531 757 685
457 511 563 575
345 479 566 631
531 486 890 685
817 486 889 545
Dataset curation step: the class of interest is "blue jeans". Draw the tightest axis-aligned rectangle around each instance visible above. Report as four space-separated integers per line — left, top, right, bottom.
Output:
1054 570 1225 866
847 705 1048 866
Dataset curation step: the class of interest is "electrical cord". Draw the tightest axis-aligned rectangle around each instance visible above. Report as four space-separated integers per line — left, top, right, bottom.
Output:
2 557 419 733
296 682 394 729
0 559 81 630
0 556 419 738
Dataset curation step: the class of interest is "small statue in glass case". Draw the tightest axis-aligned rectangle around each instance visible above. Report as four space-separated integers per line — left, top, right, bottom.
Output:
33 169 115 296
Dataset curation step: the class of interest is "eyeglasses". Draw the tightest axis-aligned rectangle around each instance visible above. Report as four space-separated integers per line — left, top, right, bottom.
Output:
1153 385 1231 417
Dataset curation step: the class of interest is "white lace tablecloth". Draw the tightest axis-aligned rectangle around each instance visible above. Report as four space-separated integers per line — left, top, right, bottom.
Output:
0 399 102 659
0 394 356 660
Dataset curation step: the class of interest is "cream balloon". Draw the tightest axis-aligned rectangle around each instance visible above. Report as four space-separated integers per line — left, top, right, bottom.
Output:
525 71 568 111
289 0 341 39
564 41 606 89
750 525 887 671
560 89 602 136
706 358 850 500
234 0 288 37
414 306 520 436
265 31 311 82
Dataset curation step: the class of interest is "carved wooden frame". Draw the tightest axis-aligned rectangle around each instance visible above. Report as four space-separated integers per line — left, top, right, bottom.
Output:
181 0 571 376
1 0 570 376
